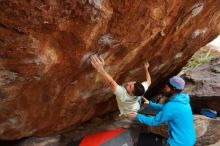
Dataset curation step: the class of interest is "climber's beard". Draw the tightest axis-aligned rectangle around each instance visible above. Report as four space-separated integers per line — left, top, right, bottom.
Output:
163 91 173 98
163 85 174 98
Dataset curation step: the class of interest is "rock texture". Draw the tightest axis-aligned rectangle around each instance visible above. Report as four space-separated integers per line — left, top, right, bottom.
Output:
17 136 61 146
0 0 219 140
194 115 220 146
183 58 220 114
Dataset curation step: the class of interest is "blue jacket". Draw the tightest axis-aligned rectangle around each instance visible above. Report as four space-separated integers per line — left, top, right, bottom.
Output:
136 93 196 146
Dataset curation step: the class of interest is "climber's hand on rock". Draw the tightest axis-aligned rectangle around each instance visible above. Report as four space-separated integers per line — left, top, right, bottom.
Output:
144 62 149 70
128 112 137 120
142 96 149 106
90 54 105 72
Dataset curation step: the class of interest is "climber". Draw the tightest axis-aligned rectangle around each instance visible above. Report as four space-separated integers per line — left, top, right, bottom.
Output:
90 54 151 117
128 76 196 146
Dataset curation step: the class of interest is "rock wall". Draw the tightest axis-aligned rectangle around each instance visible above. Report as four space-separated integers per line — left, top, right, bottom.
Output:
0 0 219 140
183 57 220 114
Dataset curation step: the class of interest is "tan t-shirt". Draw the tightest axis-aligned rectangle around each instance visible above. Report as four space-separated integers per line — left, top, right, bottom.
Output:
113 82 148 116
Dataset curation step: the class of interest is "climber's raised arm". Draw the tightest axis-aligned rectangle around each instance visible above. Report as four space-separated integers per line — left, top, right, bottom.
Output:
142 62 151 87
90 54 118 92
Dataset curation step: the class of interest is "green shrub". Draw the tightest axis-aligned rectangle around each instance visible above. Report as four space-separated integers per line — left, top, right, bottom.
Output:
185 48 215 71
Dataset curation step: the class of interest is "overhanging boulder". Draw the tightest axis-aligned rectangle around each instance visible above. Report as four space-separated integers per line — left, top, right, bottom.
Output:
0 0 219 139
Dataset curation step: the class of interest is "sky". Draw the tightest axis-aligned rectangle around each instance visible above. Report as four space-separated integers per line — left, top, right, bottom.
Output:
209 35 220 48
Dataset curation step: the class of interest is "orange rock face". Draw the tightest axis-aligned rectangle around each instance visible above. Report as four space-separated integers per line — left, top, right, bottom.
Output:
0 0 219 140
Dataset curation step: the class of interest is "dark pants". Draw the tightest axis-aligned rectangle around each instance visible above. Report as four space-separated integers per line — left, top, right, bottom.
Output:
137 133 169 146
162 143 169 146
